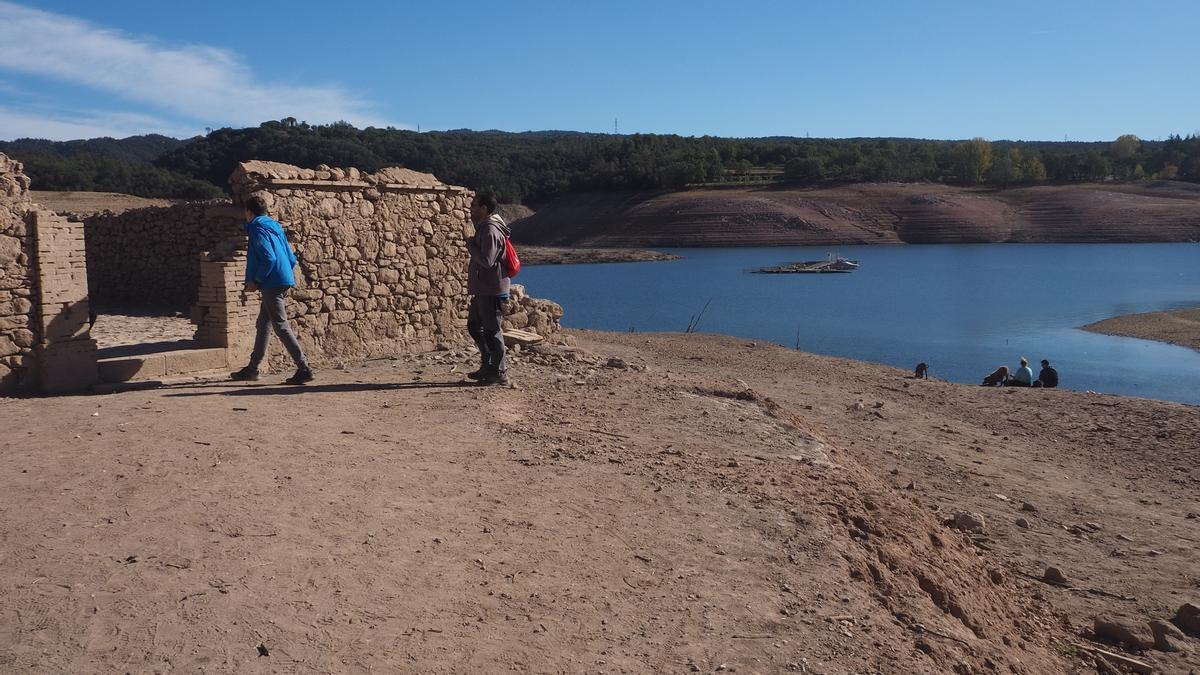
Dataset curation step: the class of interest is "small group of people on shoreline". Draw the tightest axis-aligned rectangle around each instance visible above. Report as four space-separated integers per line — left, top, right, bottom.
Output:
228 190 515 387
980 357 1058 388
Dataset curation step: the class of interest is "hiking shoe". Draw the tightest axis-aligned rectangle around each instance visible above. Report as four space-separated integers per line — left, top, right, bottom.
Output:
285 369 315 385
478 371 509 386
466 368 491 381
230 367 260 382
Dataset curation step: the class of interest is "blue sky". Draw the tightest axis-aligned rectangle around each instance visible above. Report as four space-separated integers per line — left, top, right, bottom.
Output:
1 0 1197 142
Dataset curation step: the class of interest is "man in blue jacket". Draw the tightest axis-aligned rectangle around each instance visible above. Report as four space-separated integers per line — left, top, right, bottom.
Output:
230 195 314 384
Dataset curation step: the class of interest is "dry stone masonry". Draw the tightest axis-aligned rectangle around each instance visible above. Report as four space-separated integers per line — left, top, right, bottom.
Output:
32 211 98 393
227 161 562 367
0 153 36 391
1 152 565 393
85 201 245 307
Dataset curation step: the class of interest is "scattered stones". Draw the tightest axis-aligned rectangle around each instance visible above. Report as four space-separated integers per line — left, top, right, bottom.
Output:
605 357 628 369
1020 502 1038 513
1015 517 1031 529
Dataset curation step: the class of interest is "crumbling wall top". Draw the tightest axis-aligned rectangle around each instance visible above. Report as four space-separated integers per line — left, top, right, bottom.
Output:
230 161 468 195
0 153 32 201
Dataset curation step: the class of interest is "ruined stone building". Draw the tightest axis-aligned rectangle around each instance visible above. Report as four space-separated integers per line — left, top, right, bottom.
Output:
0 153 562 395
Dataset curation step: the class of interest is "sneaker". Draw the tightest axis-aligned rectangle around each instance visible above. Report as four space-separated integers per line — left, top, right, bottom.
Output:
285 369 315 385
478 371 509 386
230 367 260 382
466 368 490 381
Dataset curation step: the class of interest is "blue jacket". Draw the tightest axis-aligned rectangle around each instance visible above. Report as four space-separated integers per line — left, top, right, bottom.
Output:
245 215 298 289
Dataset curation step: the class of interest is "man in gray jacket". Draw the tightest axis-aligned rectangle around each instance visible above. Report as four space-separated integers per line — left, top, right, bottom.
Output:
465 189 512 385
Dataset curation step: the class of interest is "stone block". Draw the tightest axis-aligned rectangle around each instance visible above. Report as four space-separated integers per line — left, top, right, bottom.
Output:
164 348 229 375
38 339 98 393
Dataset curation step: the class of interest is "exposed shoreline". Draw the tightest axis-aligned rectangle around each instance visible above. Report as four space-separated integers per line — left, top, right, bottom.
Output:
513 181 1200 247
1083 306 1200 352
520 245 681 265
2 330 1197 671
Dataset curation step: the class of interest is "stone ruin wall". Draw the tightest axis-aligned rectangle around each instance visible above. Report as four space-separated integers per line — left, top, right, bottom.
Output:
84 201 245 308
229 161 472 363
0 154 37 392
229 161 563 369
1 153 565 392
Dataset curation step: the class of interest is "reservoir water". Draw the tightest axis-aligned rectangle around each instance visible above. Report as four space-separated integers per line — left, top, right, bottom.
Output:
518 243 1200 405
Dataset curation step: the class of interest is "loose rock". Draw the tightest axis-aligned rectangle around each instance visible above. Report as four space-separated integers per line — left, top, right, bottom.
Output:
1173 602 1200 637
1093 615 1155 651
948 511 986 534
1042 566 1069 586
1149 619 1187 652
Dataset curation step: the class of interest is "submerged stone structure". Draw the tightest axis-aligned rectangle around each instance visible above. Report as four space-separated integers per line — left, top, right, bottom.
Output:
226 161 475 362
1 153 562 394
1 154 99 393
0 154 37 391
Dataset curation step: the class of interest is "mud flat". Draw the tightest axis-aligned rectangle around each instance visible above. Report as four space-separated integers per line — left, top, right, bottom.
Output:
521 245 680 265
1083 307 1200 352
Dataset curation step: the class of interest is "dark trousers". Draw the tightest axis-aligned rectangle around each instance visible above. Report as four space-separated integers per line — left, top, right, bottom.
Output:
248 286 309 372
467 295 506 374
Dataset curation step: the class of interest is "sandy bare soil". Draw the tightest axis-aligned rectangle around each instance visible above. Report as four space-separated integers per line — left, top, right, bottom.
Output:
1 332 1198 673
522 246 681 266
30 191 179 216
1084 307 1200 353
513 182 1200 247
90 312 196 350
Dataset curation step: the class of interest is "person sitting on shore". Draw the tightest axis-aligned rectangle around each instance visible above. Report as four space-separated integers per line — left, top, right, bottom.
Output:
1006 357 1034 387
1034 359 1059 388
914 362 928 379
981 365 1009 387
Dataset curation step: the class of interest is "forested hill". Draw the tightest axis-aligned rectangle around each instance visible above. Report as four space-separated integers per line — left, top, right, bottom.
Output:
0 134 187 163
4 121 1200 203
0 134 221 199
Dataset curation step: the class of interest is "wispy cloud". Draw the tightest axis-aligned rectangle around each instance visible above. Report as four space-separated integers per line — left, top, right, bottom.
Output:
0 1 398 139
0 106 197 141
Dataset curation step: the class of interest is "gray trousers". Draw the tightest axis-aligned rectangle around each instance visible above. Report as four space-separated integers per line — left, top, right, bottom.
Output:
467 295 506 374
248 286 309 371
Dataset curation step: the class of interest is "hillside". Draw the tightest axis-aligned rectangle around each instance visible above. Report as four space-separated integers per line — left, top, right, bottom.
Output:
513 181 1200 247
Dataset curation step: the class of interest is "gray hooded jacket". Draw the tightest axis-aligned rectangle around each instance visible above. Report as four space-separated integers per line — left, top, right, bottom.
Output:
466 213 512 296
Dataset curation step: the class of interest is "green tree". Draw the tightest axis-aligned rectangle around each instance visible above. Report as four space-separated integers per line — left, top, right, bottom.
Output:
1021 155 1047 183
784 157 824 182
1111 134 1140 160
954 138 993 185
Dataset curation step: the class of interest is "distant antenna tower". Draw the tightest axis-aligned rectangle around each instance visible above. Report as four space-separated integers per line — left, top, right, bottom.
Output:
614 118 619 135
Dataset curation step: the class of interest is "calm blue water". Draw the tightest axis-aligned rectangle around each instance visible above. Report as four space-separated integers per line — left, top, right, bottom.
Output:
519 244 1200 405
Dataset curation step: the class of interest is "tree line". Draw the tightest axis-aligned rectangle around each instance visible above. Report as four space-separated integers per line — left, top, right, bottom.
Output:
5 121 1200 203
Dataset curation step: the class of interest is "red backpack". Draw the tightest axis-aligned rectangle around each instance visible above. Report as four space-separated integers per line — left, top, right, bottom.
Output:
503 238 521 278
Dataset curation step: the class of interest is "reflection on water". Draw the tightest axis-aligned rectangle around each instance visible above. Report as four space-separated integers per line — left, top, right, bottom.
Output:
518 243 1200 405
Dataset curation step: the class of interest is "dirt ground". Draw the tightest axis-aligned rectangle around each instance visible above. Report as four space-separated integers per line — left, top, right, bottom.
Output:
1084 308 1200 353
30 191 178 216
513 181 1200 248
90 312 196 350
1 332 1197 673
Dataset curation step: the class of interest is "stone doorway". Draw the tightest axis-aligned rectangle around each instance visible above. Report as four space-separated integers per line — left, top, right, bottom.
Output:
81 202 247 385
